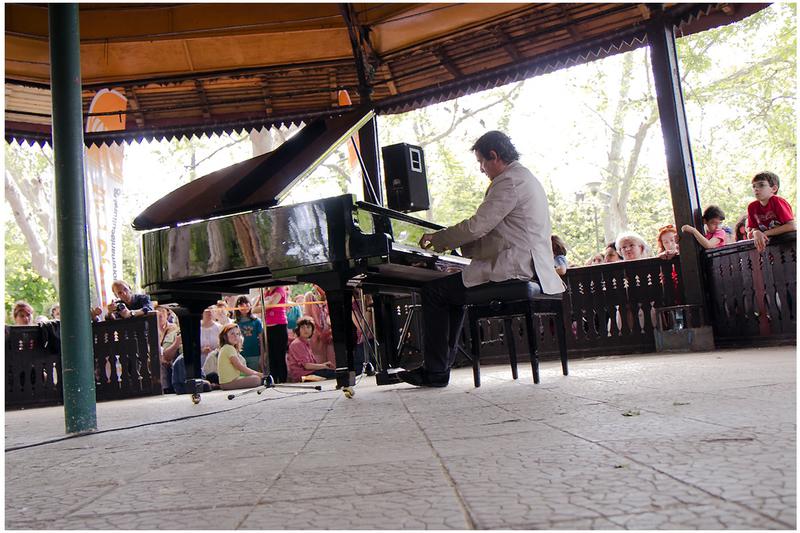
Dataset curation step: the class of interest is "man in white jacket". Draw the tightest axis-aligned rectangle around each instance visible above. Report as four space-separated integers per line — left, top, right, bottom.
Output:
400 131 564 387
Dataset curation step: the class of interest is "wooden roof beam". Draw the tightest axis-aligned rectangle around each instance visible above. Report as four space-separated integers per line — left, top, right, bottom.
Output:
259 77 273 115
194 80 211 119
491 27 521 62
433 48 463 79
556 5 583 41
124 86 146 128
339 3 374 103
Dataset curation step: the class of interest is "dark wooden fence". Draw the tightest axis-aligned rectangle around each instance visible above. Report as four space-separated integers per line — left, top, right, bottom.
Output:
704 232 796 347
6 315 162 410
477 234 796 363
7 235 795 407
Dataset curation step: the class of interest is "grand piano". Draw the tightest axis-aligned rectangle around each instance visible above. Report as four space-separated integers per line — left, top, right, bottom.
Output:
135 107 468 389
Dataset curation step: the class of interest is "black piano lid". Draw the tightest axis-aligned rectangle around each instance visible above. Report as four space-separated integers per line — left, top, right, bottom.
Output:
132 107 375 231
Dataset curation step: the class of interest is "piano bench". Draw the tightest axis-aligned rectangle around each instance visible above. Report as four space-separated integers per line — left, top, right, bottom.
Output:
463 280 568 387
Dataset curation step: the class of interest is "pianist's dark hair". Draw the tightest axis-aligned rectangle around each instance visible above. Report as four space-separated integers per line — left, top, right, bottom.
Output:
294 315 316 336
470 131 519 163
234 295 254 322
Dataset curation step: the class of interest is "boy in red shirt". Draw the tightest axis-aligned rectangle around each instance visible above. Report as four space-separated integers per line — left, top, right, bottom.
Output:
747 171 796 252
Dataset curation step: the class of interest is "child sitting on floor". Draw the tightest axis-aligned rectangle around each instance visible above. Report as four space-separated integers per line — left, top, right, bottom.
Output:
286 316 336 382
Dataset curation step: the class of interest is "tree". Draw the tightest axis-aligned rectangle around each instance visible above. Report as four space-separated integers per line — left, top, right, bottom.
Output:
4 142 58 285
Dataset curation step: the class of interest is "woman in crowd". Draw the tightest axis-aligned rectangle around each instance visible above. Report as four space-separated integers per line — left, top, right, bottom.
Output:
217 323 264 390
156 306 182 393
12 301 34 326
48 303 60 320
603 242 622 263
655 224 680 259
262 286 289 383
105 279 153 320
615 232 650 261
303 285 335 366
234 295 264 373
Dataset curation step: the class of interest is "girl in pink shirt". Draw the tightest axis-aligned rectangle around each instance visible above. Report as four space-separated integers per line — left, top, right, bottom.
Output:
286 316 336 382
681 205 727 250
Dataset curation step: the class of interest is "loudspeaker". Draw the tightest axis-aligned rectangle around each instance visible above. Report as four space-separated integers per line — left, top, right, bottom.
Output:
382 143 430 213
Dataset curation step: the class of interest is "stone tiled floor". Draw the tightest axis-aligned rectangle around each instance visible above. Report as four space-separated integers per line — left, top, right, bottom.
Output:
5 346 796 529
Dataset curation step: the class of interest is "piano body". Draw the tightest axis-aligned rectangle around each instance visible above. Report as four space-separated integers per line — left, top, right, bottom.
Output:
135 108 468 389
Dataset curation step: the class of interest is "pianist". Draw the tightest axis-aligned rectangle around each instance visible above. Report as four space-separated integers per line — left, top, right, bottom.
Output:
403 130 565 388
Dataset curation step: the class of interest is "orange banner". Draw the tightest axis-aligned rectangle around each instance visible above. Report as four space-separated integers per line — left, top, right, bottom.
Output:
85 89 127 310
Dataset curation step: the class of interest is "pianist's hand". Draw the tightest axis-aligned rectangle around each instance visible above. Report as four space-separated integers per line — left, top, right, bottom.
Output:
419 233 434 250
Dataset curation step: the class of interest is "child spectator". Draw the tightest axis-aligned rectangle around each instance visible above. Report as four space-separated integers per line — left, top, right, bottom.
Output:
303 285 335 367
586 253 604 266
286 294 304 341
603 242 622 263
234 295 264 373
199 307 221 370
12 301 34 326
615 232 650 260
262 286 289 383
681 205 727 250
286 316 336 382
217 324 264 390
747 171 796 252
105 279 152 320
733 215 749 242
551 235 568 275
212 300 233 326
656 224 680 259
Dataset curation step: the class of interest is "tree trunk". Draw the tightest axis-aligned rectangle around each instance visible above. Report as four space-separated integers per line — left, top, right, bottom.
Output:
5 169 58 284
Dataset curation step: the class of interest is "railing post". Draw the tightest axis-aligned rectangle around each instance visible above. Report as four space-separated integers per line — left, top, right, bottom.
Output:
646 12 706 311
49 3 98 434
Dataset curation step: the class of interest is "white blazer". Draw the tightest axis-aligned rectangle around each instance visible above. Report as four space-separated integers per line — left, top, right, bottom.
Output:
429 161 565 294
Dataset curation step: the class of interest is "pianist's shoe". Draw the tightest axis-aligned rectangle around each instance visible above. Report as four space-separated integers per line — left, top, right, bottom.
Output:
397 367 449 388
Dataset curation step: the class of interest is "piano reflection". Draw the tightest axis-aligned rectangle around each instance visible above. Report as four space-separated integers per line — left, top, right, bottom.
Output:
135 107 468 391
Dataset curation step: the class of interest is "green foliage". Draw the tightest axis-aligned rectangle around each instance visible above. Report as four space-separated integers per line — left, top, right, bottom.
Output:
5 221 57 322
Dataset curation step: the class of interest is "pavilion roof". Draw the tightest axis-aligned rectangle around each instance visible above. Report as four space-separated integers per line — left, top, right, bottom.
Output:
5 2 767 147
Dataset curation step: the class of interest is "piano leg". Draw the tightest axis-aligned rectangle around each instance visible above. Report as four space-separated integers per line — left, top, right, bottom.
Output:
172 302 208 382
324 287 357 391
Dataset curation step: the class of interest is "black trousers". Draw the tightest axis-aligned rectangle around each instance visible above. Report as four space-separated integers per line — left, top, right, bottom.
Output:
266 325 289 383
421 272 467 375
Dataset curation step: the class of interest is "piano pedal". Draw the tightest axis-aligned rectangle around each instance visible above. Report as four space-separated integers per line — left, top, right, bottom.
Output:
185 378 208 404
375 369 402 386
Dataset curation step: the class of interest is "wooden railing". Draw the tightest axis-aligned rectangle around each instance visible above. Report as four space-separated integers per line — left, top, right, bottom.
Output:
703 232 796 347
5 315 162 410
478 234 796 362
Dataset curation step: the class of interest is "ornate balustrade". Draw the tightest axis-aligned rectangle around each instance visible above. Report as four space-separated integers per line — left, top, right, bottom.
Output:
704 232 796 347
478 234 795 363
5 315 162 410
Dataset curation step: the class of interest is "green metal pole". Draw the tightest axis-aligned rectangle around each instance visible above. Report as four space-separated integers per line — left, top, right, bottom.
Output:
49 3 97 434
